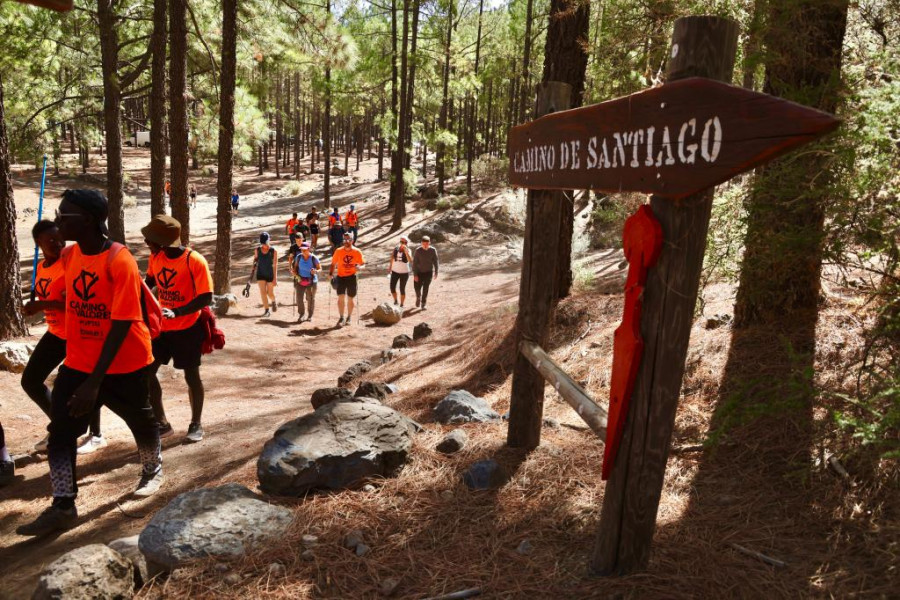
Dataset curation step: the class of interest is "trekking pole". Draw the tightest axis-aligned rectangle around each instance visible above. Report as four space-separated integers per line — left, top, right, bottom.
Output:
30 155 48 301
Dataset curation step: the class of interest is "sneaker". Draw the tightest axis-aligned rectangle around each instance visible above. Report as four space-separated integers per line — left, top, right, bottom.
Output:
394 300 399 306
0 460 14 487
263 309 271 317
297 315 305 323
16 504 77 536
336 317 345 327
33 434 50 453
415 297 421 308
307 314 314 322
158 422 174 438
76 435 107 455
422 305 427 311
133 469 163 498
185 423 204 443
272 300 278 312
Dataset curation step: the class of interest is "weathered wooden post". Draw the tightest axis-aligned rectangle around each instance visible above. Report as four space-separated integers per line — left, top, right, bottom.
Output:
591 16 740 575
507 82 571 450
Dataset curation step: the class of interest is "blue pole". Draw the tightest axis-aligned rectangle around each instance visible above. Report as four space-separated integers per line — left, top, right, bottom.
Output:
31 155 48 295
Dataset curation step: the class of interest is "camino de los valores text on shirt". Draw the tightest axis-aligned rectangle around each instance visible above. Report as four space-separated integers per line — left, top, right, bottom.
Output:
146 248 213 332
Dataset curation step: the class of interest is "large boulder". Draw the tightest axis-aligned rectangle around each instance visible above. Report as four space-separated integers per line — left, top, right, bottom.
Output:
138 483 293 571
258 399 416 496
371 302 403 326
354 381 393 401
211 294 238 316
434 390 500 424
33 544 134 600
408 226 447 243
108 535 149 587
413 323 433 341
311 387 354 409
338 360 373 387
0 342 34 373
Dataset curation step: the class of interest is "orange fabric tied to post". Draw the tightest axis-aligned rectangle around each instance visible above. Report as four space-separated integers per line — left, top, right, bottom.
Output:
602 204 663 480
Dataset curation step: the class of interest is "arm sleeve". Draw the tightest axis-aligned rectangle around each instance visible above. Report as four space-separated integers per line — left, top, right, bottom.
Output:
110 250 144 322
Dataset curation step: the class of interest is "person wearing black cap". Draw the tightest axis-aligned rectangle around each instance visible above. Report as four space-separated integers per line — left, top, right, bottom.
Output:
17 190 162 537
143 215 214 443
251 232 278 317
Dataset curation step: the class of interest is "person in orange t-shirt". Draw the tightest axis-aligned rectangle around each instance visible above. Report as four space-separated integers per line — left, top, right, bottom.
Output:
344 204 359 244
286 212 300 243
16 190 162 538
143 215 213 443
328 232 365 326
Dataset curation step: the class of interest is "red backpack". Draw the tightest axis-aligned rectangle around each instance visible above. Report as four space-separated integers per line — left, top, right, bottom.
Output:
184 250 226 354
107 243 163 339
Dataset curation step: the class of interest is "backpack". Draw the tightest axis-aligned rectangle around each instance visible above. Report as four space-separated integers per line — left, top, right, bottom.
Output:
184 250 226 354
107 243 163 340
393 245 409 263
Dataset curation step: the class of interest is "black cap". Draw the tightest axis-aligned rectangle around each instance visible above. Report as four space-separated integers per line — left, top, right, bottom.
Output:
62 189 109 236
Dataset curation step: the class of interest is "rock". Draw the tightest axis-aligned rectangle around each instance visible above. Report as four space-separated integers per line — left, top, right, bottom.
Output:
462 460 507 490
386 384 399 394
268 562 286 577
224 573 241 585
354 381 393 401
258 401 416 495
138 483 293 571
33 544 134 600
338 360 373 387
344 530 365 549
301 534 318 547
434 390 500 424
214 563 229 573
331 167 348 176
381 349 398 363
413 323 433 341
436 429 468 454
211 293 238 316
437 211 464 234
379 577 400 596
356 543 371 557
516 540 533 555
392 334 412 349
543 417 560 429
311 387 354 409
704 313 733 330
440 490 455 501
108 535 149 587
419 182 439 199
408 226 446 243
0 342 34 373
372 302 403 326
362 484 376 492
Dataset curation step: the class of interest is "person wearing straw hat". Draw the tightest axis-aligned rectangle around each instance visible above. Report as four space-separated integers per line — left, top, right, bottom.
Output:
388 235 413 308
329 232 365 326
413 235 439 310
142 215 214 443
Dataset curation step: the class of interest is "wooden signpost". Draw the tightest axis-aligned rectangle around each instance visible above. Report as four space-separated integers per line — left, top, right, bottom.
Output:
505 15 840 576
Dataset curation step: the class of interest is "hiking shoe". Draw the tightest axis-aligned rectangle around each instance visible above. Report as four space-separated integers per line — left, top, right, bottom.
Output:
158 422 174 438
422 305 427 311
337 317 345 327
133 469 163 498
33 434 50 453
0 460 14 487
307 314 314 322
272 300 278 312
297 315 305 323
16 505 77 536
185 423 204 443
263 309 271 317
76 435 107 455
415 297 421 308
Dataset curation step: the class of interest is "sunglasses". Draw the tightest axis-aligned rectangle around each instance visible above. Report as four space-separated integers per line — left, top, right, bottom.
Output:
54 209 86 221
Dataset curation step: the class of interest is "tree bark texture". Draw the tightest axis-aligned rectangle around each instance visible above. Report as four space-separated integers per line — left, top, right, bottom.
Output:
213 0 237 295
150 0 168 217
0 74 27 339
98 0 126 243
436 0 454 195
168 0 190 244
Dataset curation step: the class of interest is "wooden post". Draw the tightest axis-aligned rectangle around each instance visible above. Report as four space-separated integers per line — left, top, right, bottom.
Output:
506 81 572 450
592 16 739 575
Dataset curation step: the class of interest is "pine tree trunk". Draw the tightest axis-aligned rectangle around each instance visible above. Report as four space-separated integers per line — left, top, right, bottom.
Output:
436 2 453 195
213 0 237 295
323 0 332 207
388 0 400 209
392 0 411 229
98 0 126 243
168 0 190 244
0 74 26 340
465 0 484 195
518 0 534 123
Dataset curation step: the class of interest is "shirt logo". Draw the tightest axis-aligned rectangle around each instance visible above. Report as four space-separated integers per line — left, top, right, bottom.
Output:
342 254 355 266
157 267 178 290
73 270 100 301
35 277 52 298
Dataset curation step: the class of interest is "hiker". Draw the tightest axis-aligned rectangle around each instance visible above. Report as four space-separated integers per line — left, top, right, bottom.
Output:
189 184 197 208
292 242 320 323
345 204 359 243
231 188 240 216
388 235 413 308
413 235 439 310
143 215 214 443
328 232 365 326
17 190 162 536
286 212 300 244
21 220 107 456
165 180 171 203
328 207 343 252
251 232 278 317
306 207 320 249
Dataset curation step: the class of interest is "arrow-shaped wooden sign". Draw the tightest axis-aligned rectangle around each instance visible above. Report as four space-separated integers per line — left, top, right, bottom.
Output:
508 77 840 198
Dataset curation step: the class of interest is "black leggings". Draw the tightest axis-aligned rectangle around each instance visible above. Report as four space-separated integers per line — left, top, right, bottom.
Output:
414 271 434 304
48 365 160 499
21 333 101 437
390 272 409 296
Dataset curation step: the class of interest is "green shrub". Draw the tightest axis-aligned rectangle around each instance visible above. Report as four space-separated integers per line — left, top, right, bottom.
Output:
281 179 305 196
472 155 508 189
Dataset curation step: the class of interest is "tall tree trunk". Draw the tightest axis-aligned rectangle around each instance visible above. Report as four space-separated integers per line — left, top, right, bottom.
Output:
213 0 237 294
274 75 282 178
392 0 411 229
0 74 26 340
465 0 484 195
388 0 400 208
168 0 190 244
150 0 167 216
734 0 849 326
98 0 126 243
323 0 332 207
436 1 454 196
518 0 534 123
403 0 421 173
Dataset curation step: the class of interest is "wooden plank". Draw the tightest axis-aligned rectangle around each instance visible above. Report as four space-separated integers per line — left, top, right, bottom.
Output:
507 82 571 450
519 340 608 439
507 77 839 198
12 0 73 11
591 15 740 575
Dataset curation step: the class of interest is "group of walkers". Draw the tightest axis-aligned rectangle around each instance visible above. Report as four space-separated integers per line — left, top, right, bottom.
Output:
164 181 199 209
0 189 216 538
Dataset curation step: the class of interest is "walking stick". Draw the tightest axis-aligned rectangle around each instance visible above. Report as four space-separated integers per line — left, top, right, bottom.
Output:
30 155 48 301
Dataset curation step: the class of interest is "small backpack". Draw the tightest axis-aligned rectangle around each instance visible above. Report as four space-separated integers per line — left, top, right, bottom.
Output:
107 243 163 339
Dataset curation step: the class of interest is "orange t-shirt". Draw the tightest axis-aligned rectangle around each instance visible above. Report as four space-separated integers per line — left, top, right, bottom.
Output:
63 244 153 374
346 211 358 226
332 246 364 277
35 258 67 340
286 218 299 234
328 214 340 228
147 248 213 332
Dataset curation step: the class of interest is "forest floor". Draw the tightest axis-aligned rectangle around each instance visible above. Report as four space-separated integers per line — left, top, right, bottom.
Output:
0 149 897 599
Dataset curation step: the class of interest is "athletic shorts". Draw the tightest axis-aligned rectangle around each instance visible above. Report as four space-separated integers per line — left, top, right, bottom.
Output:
310 224 319 234
152 319 204 370
335 275 358 298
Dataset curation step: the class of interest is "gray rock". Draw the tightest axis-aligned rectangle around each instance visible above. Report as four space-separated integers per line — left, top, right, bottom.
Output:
33 544 134 600
362 484 376 492
211 293 238 316
301 534 318 547
386 383 399 394
381 349 398 363
413 323 433 341
354 381 392 401
257 401 416 496
372 302 403 326
543 417 560 429
516 539 533 555
138 483 293 571
108 535 149 587
379 577 400 596
268 562 286 577
462 460 507 490
408 226 446 243
344 530 365 549
392 334 412 349
0 342 34 373
434 390 500 424
440 490 455 501
338 360 373 387
436 429 468 454
311 387 353 409
301 549 315 561
224 573 241 585
355 543 371 557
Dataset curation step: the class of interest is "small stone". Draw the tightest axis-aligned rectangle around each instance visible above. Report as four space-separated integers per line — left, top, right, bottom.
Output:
301 534 318 547
355 543 371 557
440 490 455 501
224 573 241 585
301 549 315 561
436 429 468 454
543 418 560 429
214 563 229 573
462 460 507 490
516 540 533 555
379 578 400 596
363 484 376 492
268 562 286 577
434 390 500 424
344 529 365 549
392 334 412 349
413 322 433 341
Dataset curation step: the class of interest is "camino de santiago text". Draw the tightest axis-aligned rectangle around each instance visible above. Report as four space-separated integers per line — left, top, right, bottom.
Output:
512 116 723 175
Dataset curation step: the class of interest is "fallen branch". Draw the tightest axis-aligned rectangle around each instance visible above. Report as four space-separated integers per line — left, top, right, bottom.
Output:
729 543 787 568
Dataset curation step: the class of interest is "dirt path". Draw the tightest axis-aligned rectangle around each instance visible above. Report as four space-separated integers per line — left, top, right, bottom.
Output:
0 151 532 597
